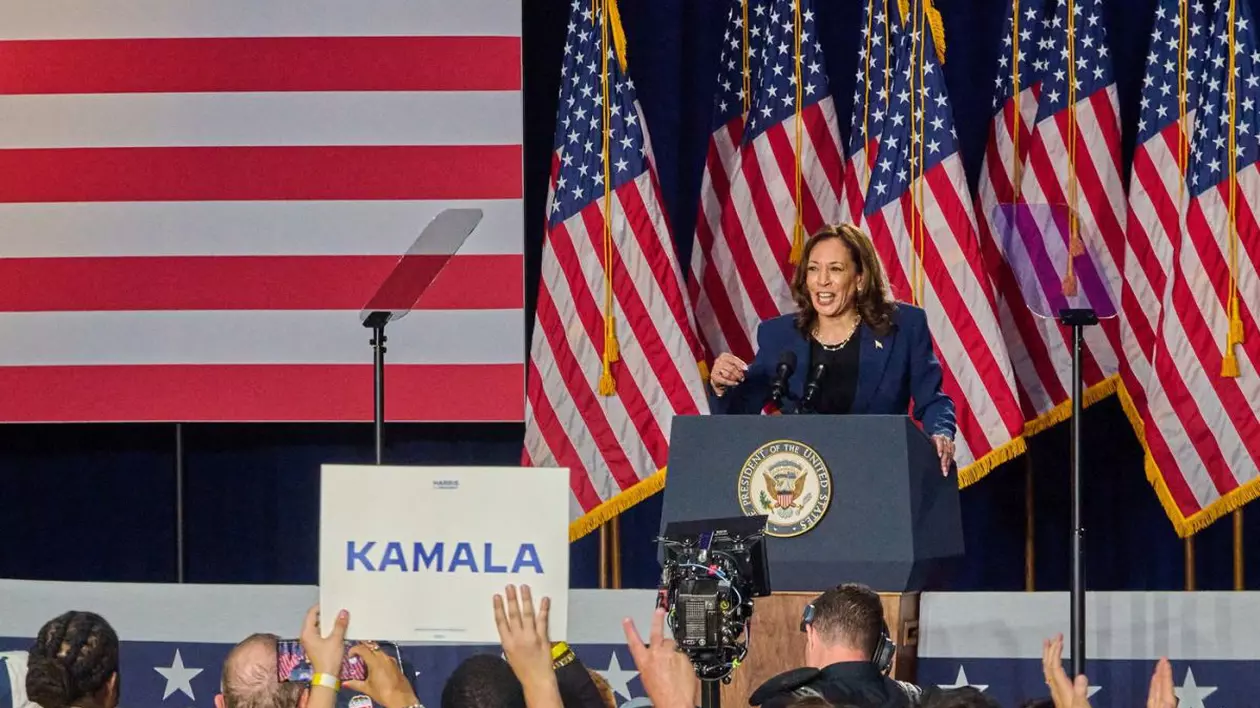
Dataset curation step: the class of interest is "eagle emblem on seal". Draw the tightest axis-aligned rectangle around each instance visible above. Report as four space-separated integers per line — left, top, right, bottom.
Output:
762 465 808 510
737 439 833 538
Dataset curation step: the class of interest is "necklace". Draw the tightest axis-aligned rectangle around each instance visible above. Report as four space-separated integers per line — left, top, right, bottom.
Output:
813 320 860 351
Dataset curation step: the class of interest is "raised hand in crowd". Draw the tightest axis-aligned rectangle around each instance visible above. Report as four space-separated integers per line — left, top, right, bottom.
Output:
299 605 350 708
493 584 564 708
344 642 422 708
1146 657 1176 708
1041 634 1091 708
623 607 699 708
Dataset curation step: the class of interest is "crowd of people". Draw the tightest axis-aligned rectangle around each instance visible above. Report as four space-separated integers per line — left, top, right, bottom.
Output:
14 583 1178 708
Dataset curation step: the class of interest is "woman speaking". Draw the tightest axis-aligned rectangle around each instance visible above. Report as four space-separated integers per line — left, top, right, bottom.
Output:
709 223 957 474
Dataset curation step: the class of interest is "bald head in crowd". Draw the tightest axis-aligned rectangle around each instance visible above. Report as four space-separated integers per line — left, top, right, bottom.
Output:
215 633 306 708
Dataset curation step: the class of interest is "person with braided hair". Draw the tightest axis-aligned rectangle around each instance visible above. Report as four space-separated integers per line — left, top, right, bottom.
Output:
25 611 120 708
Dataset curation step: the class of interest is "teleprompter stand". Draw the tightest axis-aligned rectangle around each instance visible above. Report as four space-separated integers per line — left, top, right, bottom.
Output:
359 208 482 464
1059 307 1097 678
994 201 1116 678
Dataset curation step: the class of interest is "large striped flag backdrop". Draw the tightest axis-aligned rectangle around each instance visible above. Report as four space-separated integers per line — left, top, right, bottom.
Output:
688 0 846 364
0 1 524 423
856 0 1026 482
1134 0 1260 535
1000 0 1128 432
521 0 710 539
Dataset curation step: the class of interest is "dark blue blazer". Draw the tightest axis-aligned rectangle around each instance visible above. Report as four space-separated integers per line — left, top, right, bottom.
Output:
709 303 956 439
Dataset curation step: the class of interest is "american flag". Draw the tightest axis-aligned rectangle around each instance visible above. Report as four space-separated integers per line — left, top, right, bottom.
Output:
843 0 896 224
0 1 525 423
975 0 1055 424
522 0 709 537
1119 0 1208 424
857 0 1026 480
995 0 1128 428
1136 0 1260 534
688 0 846 364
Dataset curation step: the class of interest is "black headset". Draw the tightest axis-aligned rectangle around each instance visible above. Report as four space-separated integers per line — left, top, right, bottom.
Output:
799 601 896 675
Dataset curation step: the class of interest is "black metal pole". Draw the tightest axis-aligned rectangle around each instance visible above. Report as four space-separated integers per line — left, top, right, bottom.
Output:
175 422 185 583
371 321 386 465
1070 321 1085 678
700 680 721 708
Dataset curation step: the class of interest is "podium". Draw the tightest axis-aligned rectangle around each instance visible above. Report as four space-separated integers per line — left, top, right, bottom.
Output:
659 414 963 705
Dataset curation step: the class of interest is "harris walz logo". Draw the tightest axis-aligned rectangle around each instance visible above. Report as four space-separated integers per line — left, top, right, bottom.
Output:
737 439 832 537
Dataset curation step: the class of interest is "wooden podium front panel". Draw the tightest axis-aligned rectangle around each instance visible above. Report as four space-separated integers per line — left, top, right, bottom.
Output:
717 592 920 707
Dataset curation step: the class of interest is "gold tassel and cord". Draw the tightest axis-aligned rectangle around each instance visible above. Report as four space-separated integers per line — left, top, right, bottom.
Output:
1061 0 1082 296
789 0 807 263
1222 0 1245 377
596 0 622 395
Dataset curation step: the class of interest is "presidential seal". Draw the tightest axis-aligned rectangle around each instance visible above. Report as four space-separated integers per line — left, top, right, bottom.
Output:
737 439 832 537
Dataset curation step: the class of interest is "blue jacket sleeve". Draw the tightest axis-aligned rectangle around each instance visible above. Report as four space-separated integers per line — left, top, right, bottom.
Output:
708 323 774 414
907 308 956 439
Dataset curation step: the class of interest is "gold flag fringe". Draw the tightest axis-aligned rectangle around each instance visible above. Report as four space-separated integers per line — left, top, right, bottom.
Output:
1020 374 1120 437
1115 377 1260 537
569 467 667 542
957 434 1027 489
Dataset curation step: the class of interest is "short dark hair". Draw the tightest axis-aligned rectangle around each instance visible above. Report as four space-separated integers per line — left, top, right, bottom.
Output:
221 633 304 708
807 583 885 656
440 654 526 708
922 687 1002 708
26 610 120 708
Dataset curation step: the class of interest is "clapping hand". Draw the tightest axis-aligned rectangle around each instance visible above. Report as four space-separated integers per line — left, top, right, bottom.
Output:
1146 657 1176 708
1042 634 1092 708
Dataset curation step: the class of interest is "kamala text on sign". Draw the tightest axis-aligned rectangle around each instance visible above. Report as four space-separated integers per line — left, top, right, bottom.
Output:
344 541 544 574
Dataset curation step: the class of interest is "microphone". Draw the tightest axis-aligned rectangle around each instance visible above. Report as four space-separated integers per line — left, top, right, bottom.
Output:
768 350 797 409
799 363 827 413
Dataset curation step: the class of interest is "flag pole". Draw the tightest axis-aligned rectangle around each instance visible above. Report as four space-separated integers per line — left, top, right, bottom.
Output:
598 523 609 588
1234 509 1244 590
175 422 186 583
611 516 623 588
1025 455 1035 591
1184 536 1196 590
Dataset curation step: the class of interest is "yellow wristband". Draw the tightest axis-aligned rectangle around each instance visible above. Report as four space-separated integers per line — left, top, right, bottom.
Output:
311 672 341 692
551 642 570 660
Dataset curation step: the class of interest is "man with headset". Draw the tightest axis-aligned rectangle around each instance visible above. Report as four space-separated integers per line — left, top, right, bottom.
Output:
749 584 922 708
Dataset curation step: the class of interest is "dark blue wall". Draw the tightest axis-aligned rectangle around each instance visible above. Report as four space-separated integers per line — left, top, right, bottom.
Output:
2 0 1256 591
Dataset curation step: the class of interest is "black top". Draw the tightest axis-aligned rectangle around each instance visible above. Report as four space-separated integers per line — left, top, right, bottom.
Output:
806 326 861 414
751 662 917 708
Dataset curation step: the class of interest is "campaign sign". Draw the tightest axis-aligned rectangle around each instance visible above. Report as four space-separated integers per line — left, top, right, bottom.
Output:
319 464 570 643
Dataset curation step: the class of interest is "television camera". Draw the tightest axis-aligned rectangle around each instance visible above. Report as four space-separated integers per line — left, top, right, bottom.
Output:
655 515 771 683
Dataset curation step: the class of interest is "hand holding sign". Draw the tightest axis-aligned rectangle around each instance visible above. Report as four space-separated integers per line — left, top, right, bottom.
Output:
494 584 562 708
